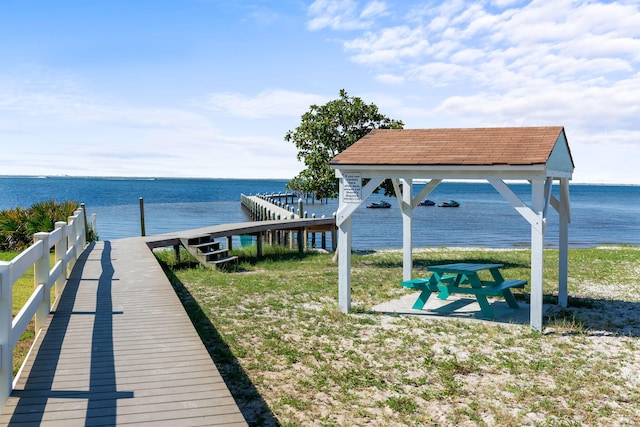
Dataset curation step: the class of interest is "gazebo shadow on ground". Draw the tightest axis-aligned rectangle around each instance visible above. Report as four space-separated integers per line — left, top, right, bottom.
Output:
543 296 640 337
371 292 640 337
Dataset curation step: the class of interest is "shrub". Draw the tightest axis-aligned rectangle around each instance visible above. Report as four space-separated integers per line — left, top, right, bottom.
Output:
0 200 81 251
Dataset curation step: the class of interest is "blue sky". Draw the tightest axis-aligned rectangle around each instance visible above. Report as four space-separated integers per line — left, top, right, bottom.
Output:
1 0 639 184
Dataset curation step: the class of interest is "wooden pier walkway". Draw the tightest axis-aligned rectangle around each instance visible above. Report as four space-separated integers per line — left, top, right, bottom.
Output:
143 218 337 256
0 238 247 426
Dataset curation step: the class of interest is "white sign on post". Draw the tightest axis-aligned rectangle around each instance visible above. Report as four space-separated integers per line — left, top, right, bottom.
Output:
342 173 362 203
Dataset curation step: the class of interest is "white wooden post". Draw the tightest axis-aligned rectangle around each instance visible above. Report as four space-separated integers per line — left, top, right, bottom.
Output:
79 206 87 248
338 215 352 313
67 214 77 270
337 174 353 313
401 179 413 281
34 232 51 331
74 209 84 259
0 262 11 407
530 180 546 331
54 221 68 299
558 178 571 308
334 172 383 313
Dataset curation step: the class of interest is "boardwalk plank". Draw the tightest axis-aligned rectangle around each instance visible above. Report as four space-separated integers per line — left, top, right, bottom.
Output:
4 382 232 413
1 239 248 426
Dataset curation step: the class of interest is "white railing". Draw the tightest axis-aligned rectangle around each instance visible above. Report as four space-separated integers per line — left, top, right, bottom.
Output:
241 193 301 220
0 207 89 410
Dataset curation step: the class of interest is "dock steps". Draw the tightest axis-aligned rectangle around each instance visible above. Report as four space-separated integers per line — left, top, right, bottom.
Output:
181 235 238 269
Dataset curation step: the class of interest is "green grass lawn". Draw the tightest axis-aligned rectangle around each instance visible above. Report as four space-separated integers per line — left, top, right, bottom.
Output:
154 245 640 426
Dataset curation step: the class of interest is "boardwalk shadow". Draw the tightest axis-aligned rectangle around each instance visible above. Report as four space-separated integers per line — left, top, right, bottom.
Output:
7 241 133 425
165 269 281 427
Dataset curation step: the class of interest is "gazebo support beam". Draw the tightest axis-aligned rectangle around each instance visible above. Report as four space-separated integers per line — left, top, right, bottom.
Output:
392 179 413 281
411 179 441 209
338 215 352 313
548 178 571 308
489 178 550 331
336 173 384 313
558 178 571 308
530 179 546 331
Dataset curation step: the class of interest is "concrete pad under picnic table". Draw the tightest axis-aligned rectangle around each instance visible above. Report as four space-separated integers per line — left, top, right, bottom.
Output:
371 292 550 325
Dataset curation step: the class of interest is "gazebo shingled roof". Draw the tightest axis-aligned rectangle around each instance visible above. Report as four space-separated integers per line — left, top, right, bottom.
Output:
330 126 573 167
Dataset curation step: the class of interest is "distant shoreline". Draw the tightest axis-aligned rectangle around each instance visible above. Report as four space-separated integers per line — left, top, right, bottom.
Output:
1 175 639 187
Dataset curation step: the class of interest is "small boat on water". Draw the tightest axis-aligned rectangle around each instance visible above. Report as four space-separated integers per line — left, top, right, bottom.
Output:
438 200 460 208
367 200 392 209
418 199 435 206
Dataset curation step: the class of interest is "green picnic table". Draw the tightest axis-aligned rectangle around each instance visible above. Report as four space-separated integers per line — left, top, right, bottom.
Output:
401 263 527 319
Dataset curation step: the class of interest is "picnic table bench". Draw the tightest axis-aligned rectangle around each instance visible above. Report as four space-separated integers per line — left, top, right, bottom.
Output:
402 263 527 319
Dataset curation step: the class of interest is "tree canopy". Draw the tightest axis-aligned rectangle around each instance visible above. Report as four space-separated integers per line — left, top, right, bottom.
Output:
285 89 404 200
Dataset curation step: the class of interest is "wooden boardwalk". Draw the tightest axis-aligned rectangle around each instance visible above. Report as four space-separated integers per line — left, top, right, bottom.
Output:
0 238 247 426
142 218 336 250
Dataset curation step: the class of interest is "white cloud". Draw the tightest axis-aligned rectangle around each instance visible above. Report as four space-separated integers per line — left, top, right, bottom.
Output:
307 0 386 30
433 72 640 131
449 48 485 64
0 71 209 128
331 0 640 128
305 0 640 184
375 73 405 85
203 90 329 118
345 26 430 64
361 1 388 19
404 61 481 87
343 1 640 84
0 69 306 179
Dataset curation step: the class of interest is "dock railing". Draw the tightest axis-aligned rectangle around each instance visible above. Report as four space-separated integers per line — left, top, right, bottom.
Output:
0 207 88 410
241 194 336 251
241 193 301 220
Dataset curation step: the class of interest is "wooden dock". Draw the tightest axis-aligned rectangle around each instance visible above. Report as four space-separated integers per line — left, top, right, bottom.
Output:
0 238 248 426
143 218 337 256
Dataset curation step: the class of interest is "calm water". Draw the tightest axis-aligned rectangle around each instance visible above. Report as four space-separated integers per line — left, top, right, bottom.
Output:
1 176 638 249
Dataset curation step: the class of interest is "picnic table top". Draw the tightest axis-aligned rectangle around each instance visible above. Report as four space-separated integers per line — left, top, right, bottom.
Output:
427 263 504 274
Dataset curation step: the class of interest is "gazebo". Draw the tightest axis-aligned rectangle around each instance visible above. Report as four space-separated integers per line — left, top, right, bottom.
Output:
329 126 574 330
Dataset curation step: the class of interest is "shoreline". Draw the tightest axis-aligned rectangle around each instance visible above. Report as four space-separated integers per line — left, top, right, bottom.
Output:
364 244 640 254
2 175 640 187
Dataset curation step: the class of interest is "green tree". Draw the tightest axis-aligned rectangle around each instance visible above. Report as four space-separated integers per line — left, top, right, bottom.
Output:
285 89 403 200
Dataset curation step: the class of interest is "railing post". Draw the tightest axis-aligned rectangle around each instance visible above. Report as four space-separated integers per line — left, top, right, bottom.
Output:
67 214 77 271
68 212 80 267
34 232 50 331
80 203 88 244
91 213 97 239
79 206 87 248
0 261 11 409
54 221 68 299
73 210 83 262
